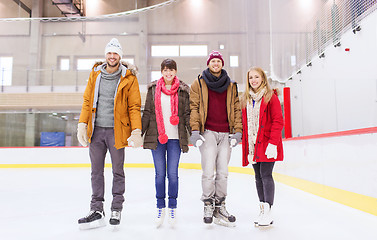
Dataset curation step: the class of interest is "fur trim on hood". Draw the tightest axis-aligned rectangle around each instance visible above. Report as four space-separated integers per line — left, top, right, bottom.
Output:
93 60 138 76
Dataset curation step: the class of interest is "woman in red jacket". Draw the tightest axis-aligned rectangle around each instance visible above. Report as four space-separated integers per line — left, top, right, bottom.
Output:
240 66 284 227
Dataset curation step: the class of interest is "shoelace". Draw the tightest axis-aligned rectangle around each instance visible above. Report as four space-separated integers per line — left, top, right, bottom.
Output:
219 204 230 217
157 209 164 218
204 204 214 216
170 209 175 219
85 210 95 218
259 205 264 215
111 211 120 220
86 210 103 221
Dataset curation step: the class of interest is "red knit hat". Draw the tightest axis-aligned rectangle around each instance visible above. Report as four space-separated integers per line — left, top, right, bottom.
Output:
207 50 224 66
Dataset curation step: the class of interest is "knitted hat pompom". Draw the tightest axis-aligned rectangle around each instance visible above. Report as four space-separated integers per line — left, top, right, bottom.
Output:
158 133 169 144
170 115 179 125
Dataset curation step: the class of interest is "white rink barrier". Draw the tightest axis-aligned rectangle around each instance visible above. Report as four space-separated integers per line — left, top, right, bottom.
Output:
1 129 376 216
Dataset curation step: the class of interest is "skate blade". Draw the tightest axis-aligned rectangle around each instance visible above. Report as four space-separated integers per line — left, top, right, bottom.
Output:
111 225 121 232
168 219 177 228
79 219 106 230
257 221 273 229
155 221 164 228
214 218 236 227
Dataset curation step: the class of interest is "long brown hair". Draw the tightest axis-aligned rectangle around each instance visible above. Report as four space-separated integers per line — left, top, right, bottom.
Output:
240 66 275 109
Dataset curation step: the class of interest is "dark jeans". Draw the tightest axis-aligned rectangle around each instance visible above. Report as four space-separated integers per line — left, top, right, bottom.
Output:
89 127 125 212
151 139 181 209
252 162 275 206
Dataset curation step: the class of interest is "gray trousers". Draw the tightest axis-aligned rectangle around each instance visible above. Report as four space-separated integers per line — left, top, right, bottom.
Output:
89 127 125 212
199 130 231 203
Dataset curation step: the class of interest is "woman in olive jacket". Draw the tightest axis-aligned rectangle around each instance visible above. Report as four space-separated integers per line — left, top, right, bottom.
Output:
142 59 190 227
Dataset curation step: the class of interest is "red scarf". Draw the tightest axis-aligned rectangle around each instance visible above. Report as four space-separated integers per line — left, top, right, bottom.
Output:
155 76 180 144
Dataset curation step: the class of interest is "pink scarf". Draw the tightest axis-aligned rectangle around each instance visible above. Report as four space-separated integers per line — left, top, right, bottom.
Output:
155 76 180 144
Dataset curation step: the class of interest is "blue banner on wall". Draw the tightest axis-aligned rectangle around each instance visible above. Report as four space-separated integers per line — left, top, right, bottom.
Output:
40 132 65 146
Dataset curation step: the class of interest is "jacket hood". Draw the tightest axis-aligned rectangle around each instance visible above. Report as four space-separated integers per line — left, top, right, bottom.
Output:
93 60 138 76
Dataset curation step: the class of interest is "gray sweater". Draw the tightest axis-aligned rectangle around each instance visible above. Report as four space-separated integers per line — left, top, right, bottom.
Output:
95 65 121 127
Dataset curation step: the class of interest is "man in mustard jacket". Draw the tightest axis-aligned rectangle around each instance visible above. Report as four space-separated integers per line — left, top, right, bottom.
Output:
77 38 142 229
190 51 242 227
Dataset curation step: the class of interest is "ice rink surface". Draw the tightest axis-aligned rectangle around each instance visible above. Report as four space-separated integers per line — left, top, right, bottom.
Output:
1 167 376 240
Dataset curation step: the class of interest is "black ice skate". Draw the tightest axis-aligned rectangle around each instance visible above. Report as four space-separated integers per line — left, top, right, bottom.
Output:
203 201 215 224
213 201 236 227
78 210 106 230
109 211 121 225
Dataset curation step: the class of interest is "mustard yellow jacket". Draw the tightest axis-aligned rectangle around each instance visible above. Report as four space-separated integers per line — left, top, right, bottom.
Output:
79 61 142 149
189 76 242 134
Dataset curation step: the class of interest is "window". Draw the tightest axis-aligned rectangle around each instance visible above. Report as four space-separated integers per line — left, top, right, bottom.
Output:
151 46 179 57
123 58 134 64
77 58 103 71
229 55 239 67
151 45 208 57
76 57 135 71
151 71 162 81
59 57 70 71
180 45 207 56
291 55 296 66
0 57 13 86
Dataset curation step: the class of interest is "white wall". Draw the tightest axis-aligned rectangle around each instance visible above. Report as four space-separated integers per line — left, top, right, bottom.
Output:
274 132 377 199
285 10 377 137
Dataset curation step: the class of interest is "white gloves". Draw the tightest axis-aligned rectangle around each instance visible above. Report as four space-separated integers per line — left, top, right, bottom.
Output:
127 129 143 148
77 123 89 147
190 131 205 147
265 143 277 159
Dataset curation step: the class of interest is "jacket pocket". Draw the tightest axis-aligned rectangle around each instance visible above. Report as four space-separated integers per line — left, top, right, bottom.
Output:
120 117 131 144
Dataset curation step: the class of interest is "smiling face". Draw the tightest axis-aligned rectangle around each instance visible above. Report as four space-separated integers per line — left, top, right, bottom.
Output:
106 52 120 68
248 69 263 92
208 58 223 76
161 67 177 85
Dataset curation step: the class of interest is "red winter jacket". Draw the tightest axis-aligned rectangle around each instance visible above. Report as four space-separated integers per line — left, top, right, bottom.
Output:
241 93 284 166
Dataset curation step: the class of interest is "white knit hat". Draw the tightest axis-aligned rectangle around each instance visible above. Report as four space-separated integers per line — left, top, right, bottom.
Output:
105 38 123 58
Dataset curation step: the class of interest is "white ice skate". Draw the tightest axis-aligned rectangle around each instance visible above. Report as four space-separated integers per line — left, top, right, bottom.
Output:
213 202 236 227
155 208 166 228
258 202 273 227
78 210 106 230
167 208 177 226
254 202 264 226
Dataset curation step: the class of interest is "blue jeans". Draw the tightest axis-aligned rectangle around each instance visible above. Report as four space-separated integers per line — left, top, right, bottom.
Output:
151 139 181 209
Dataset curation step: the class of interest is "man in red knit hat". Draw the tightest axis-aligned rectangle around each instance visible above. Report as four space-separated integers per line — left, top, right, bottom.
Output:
190 50 242 227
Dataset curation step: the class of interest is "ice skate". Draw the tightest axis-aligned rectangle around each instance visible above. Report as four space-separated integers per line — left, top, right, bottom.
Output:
258 202 273 227
167 208 177 226
203 201 215 224
109 210 121 225
254 202 264 227
78 210 106 230
155 208 166 228
213 201 236 227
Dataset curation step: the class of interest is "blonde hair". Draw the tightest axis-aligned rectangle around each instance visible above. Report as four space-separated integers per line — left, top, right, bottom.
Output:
240 66 276 108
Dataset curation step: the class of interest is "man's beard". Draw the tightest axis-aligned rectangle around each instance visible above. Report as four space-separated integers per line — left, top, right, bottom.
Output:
209 68 222 76
107 60 120 68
